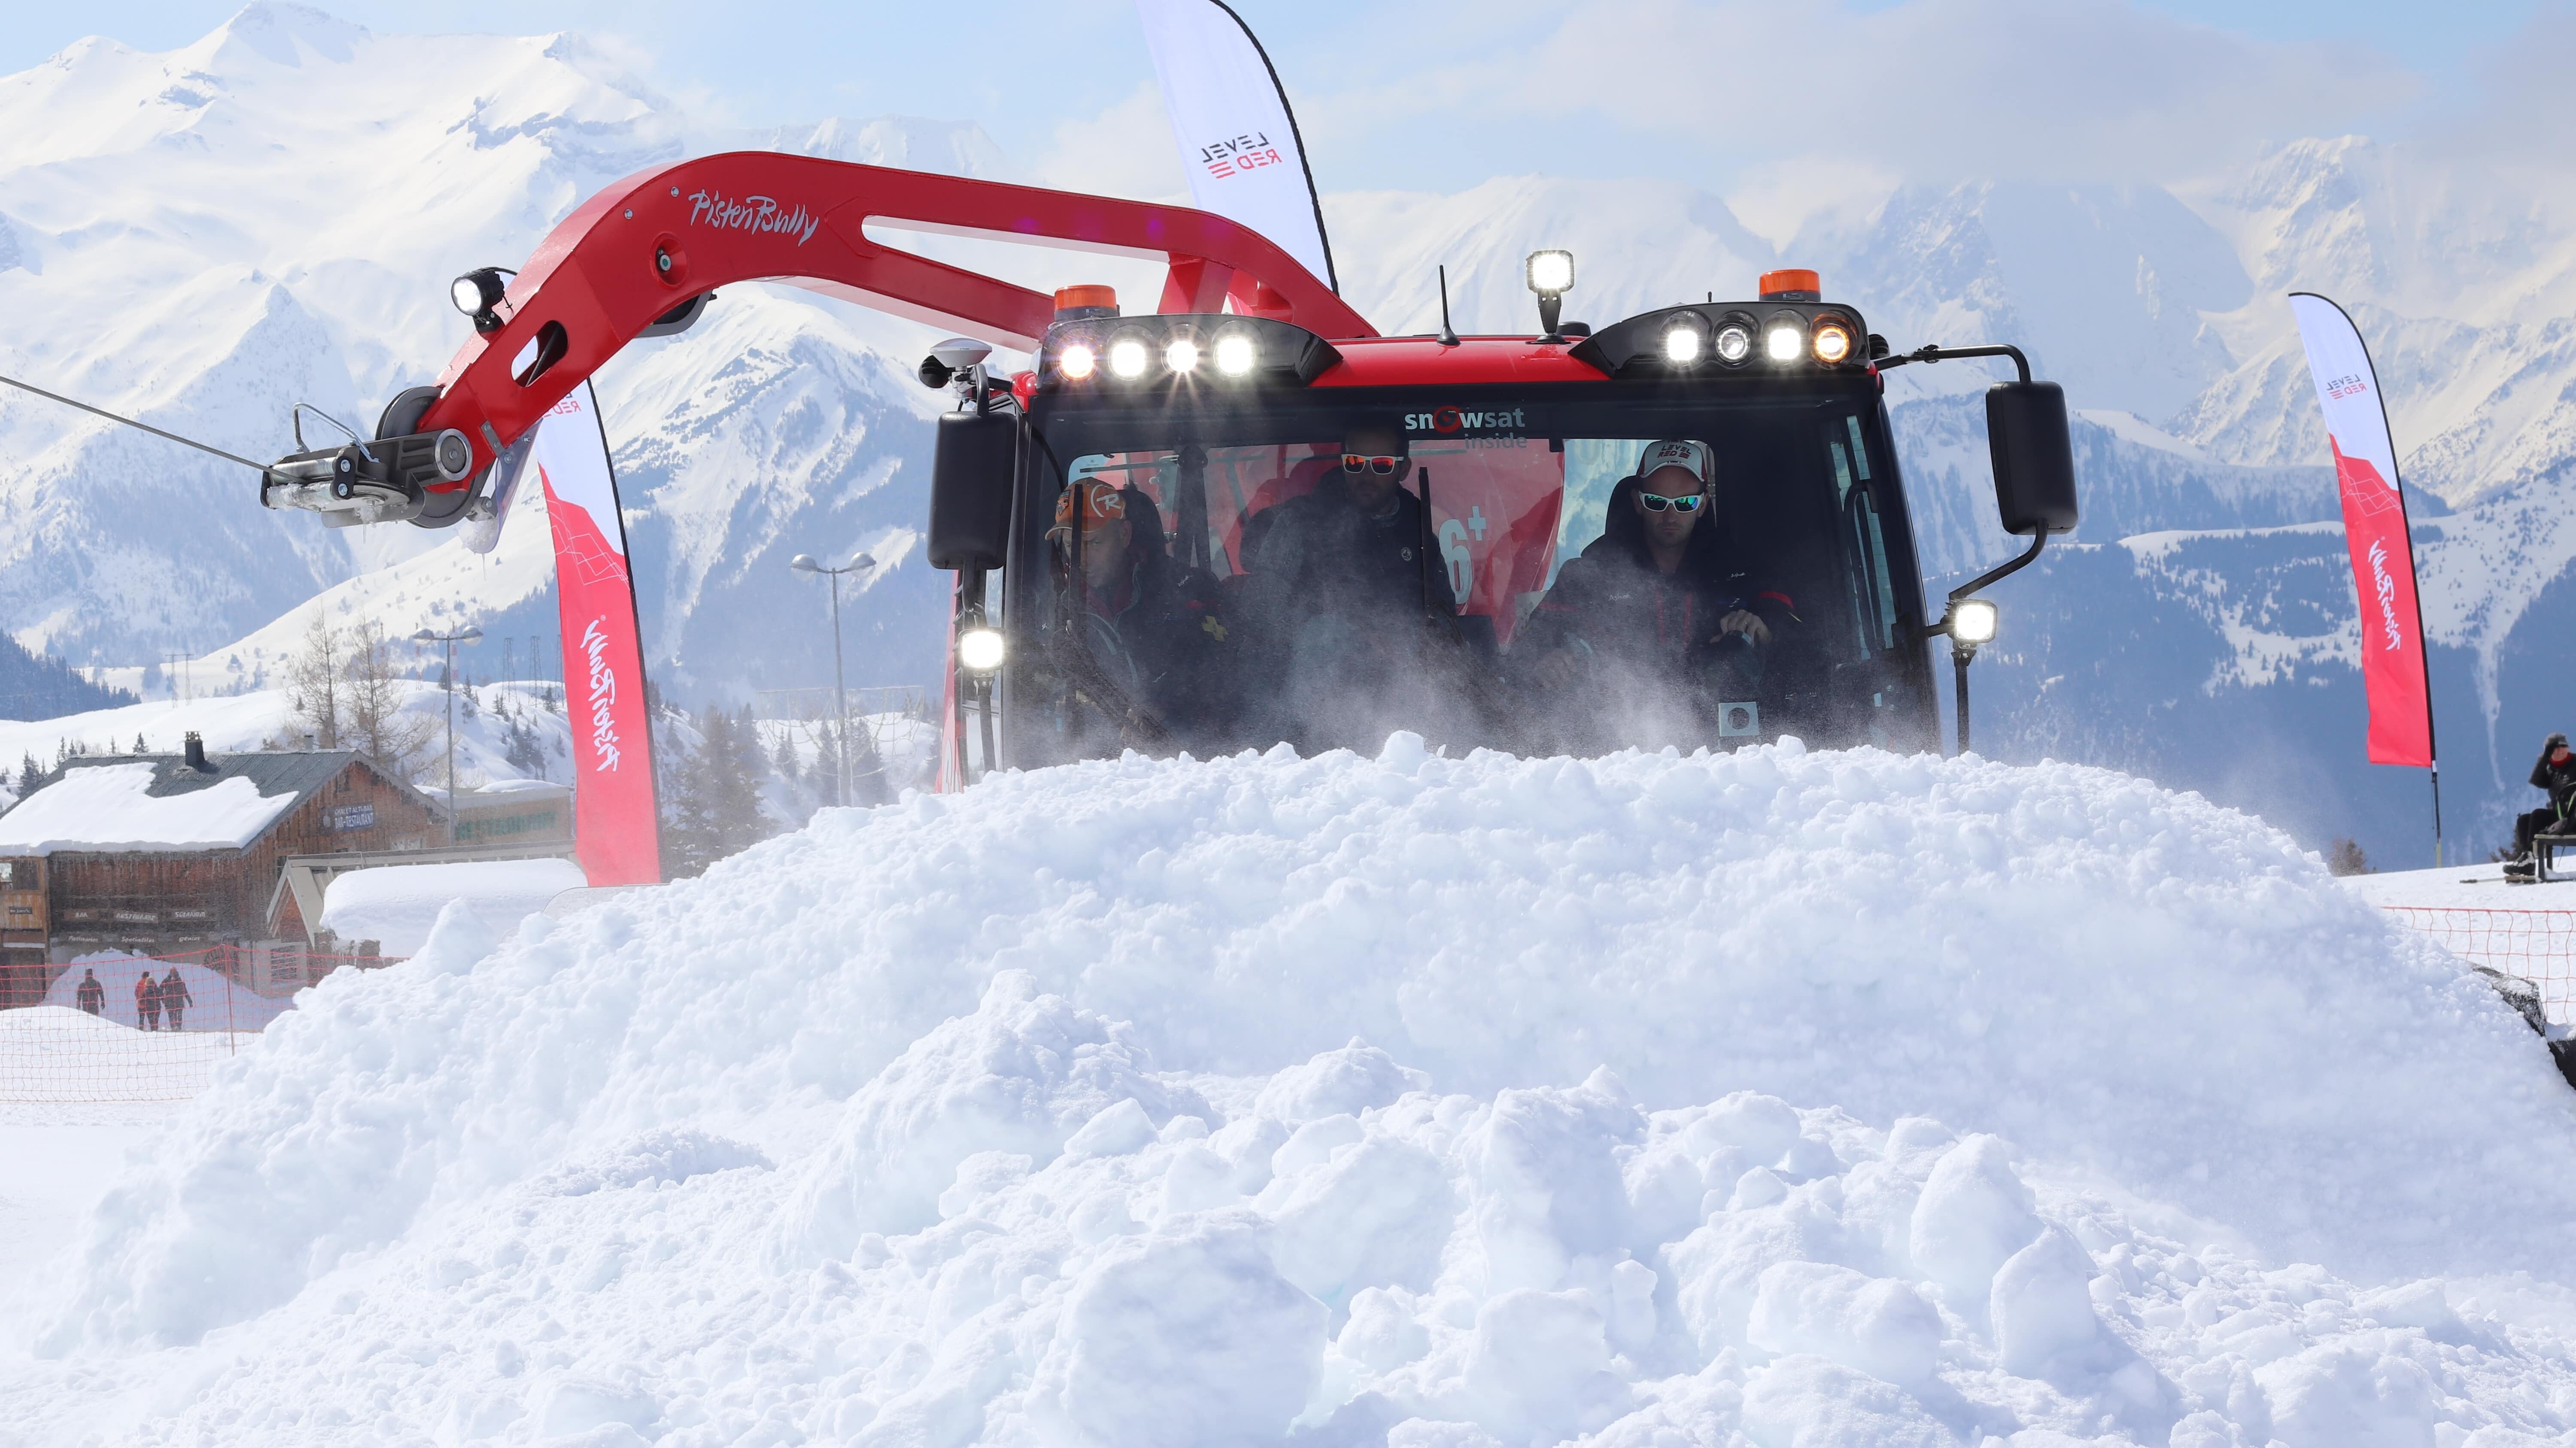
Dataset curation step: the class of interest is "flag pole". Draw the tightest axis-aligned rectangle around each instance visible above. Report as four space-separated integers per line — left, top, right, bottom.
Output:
2292 292 2442 866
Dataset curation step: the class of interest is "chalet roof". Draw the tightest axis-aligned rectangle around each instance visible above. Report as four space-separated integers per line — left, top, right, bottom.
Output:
0 750 408 856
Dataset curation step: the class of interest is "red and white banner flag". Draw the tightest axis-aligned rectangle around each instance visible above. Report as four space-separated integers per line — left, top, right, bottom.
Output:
526 382 663 884
2289 292 2436 768
1133 0 1338 291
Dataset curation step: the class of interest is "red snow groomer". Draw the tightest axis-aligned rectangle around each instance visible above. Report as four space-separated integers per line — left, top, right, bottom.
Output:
263 154 2078 783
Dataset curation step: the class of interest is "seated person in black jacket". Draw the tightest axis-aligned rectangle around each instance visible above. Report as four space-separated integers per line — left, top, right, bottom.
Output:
1517 439 1794 750
1240 425 1472 750
1052 479 1233 740
2507 732 2576 879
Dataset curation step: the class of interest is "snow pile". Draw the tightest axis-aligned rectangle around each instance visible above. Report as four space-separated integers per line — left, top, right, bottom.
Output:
0 762 297 853
10 741 2576 1445
319 856 589 955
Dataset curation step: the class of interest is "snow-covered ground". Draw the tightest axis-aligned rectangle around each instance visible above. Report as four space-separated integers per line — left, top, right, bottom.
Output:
2344 859 2576 910
4 741 2575 1445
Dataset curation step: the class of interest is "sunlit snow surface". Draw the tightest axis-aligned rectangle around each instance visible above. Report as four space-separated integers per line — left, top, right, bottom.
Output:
8 740 2576 1446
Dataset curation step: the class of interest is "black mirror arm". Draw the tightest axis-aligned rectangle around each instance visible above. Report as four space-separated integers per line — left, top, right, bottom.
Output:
1874 342 2031 384
1920 531 2047 641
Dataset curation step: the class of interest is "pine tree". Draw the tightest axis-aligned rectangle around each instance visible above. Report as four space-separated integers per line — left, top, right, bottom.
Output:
133 732 146 754
503 714 547 778
656 717 717 878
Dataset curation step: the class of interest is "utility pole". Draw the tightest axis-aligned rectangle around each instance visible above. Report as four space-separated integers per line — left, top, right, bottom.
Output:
789 552 877 805
412 624 484 839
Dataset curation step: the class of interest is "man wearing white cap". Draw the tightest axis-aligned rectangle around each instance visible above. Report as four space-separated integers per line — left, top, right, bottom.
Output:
1519 438 1792 740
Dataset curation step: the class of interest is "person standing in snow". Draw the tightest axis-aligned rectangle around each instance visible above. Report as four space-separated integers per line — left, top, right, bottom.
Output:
2506 732 2576 880
160 966 193 1031
1517 440 1794 750
134 970 160 1031
73 967 104 1015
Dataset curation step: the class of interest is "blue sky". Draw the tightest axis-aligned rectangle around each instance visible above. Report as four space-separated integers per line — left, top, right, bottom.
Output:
6 0 2562 205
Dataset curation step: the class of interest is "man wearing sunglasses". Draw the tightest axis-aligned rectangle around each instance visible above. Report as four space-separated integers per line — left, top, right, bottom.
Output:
1242 425 1467 748
1519 438 1792 744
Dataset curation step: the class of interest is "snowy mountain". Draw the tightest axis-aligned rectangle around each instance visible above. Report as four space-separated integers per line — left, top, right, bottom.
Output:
3 6 2573 863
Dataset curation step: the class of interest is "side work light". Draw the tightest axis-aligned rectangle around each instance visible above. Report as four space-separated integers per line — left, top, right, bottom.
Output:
450 267 511 335
1949 598 1999 645
957 626 1007 672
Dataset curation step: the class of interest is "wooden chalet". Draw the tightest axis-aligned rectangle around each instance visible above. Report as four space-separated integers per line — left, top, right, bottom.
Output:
0 733 444 1006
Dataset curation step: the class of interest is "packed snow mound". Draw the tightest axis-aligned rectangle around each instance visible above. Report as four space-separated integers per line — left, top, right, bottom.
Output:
319 856 590 955
15 741 2576 1445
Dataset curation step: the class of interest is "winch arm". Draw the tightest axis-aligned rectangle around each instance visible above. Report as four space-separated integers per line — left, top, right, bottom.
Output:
408 152 1374 483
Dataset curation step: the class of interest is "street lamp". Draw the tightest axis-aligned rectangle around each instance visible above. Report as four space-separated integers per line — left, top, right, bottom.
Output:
789 552 877 805
412 623 483 838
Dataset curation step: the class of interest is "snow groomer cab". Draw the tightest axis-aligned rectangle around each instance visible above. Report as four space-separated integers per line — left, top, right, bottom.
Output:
240 152 2075 786
930 259 2081 782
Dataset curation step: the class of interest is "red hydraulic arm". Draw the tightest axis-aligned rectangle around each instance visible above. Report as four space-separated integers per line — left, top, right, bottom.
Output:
418 152 1378 477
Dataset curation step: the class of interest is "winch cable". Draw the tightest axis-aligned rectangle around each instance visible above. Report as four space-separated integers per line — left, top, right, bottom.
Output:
0 371 290 481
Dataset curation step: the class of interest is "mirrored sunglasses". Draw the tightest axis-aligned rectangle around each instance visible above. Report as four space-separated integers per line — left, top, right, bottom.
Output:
1342 454 1404 475
1639 491 1707 513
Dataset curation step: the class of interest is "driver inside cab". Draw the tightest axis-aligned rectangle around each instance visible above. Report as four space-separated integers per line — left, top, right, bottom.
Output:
1052 478 1233 734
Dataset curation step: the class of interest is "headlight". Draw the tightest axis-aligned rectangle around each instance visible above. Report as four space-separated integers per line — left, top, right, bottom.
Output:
957 626 1007 672
450 277 486 315
1662 314 1708 364
1525 249 1575 296
1059 343 1097 380
1214 330 1258 376
1765 315 1805 363
1950 599 1999 644
1713 319 1755 364
1811 315 1856 365
1164 337 1200 374
1107 334 1151 379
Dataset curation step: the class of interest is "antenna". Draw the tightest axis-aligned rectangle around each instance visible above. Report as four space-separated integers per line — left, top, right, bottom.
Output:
1436 265 1461 346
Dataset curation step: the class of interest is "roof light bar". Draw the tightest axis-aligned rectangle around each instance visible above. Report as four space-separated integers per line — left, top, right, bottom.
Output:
1037 315 1340 390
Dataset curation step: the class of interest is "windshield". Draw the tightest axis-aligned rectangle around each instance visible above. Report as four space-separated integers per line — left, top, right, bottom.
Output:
1000 383 1932 764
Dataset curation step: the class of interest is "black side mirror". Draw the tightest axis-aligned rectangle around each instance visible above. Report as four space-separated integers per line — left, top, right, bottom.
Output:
925 410 1018 571
1985 380 2078 536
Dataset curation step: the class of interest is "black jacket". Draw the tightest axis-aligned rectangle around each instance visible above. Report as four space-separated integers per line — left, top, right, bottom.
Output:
1079 550 1232 726
1245 477 1434 627
2533 746 2576 818
1518 505 1793 677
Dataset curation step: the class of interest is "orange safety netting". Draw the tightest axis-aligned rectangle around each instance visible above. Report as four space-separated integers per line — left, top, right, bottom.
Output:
2382 906 2576 1026
2 945 399 1104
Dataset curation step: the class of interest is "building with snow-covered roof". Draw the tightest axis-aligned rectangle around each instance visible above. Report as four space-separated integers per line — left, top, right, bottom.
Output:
0 734 445 1004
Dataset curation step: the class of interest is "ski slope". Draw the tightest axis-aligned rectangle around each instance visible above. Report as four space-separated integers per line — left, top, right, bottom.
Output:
6 741 2576 1445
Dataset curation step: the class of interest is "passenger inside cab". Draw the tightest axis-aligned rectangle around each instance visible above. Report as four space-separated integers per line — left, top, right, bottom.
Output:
1239 425 1482 752
1518 439 1795 752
